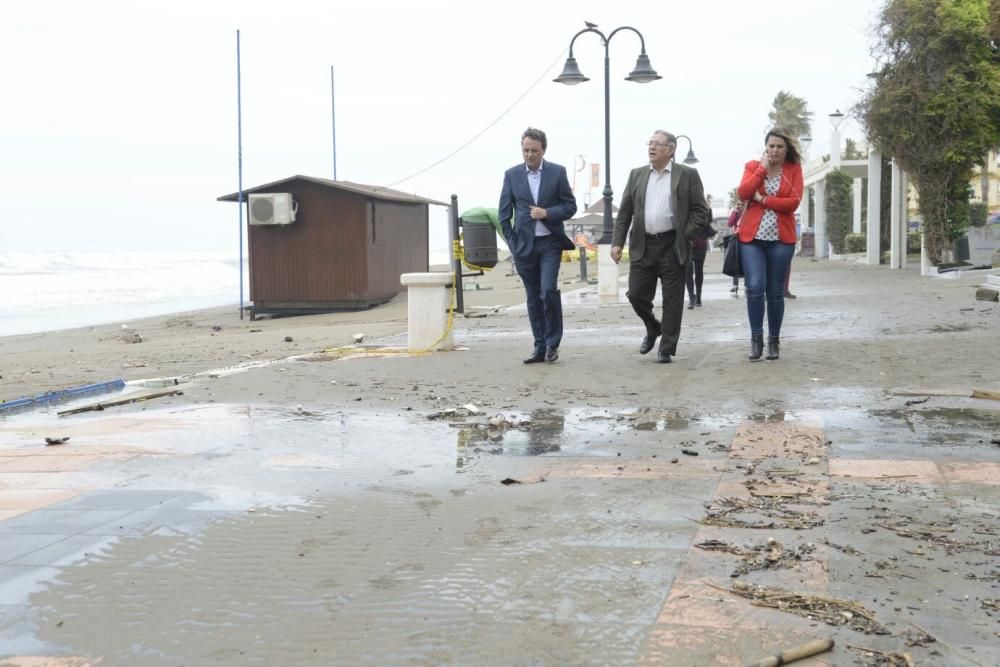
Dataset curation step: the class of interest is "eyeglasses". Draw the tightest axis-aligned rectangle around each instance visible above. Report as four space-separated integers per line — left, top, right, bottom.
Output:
647 141 674 148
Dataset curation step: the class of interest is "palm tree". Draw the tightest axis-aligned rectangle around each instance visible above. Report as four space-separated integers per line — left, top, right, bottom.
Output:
768 91 813 139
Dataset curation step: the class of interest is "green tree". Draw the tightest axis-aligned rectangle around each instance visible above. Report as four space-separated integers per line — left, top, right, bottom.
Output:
843 138 865 160
856 0 1000 263
768 91 813 139
825 169 854 253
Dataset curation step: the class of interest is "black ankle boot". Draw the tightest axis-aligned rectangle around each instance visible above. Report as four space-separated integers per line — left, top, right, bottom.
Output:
749 333 764 361
766 336 780 360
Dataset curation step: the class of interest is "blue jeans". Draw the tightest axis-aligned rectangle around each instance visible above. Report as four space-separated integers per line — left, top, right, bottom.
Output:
739 240 795 336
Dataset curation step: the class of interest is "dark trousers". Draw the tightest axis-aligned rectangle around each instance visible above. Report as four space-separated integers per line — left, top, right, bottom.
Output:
627 232 685 355
514 234 564 351
685 245 706 301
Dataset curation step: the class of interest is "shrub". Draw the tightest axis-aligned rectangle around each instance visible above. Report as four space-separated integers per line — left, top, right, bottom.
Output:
844 233 866 253
907 231 921 254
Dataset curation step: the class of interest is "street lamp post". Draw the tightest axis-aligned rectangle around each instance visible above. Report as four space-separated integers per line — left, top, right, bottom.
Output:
673 135 699 165
554 25 661 247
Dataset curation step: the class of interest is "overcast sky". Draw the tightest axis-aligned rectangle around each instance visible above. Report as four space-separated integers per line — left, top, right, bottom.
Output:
1 0 878 253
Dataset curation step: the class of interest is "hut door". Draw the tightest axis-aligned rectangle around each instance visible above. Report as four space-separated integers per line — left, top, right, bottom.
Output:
367 201 384 246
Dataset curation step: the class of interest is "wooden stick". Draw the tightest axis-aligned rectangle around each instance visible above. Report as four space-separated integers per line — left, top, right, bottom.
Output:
971 388 1000 401
58 390 183 416
743 638 834 667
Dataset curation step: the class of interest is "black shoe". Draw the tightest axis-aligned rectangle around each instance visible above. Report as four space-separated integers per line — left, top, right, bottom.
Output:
656 350 672 363
544 347 559 363
748 333 764 361
784 291 797 299
766 336 780 360
523 350 545 364
639 333 659 355
695 295 702 307
687 302 695 310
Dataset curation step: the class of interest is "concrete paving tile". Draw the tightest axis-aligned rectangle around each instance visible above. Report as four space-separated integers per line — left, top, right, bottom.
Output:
0 535 69 565
0 565 62 605
0 490 81 512
45 489 184 511
0 509 134 536
80 508 229 537
7 535 118 567
828 458 942 482
0 509 26 521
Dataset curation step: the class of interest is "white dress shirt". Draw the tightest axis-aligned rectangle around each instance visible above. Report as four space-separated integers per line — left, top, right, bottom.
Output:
644 162 673 234
526 162 550 237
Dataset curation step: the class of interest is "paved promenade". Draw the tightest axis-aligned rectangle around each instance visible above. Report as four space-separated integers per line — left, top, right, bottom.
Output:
1 254 998 665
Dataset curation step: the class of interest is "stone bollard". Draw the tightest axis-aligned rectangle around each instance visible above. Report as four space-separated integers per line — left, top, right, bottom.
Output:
399 272 454 351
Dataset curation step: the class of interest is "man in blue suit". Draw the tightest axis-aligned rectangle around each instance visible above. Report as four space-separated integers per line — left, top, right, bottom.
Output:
499 127 578 364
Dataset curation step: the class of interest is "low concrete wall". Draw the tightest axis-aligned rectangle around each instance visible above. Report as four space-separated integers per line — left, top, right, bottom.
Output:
967 225 1000 266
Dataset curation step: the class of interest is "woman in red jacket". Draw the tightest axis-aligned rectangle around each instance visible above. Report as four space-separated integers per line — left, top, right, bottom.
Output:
735 128 803 361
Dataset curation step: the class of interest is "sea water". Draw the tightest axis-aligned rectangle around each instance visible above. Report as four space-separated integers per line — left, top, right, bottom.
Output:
0 251 245 337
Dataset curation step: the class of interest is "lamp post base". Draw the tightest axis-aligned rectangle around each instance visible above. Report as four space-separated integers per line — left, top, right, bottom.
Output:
597 245 620 301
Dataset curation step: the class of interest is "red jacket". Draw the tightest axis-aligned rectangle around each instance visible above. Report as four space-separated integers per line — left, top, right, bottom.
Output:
736 160 803 244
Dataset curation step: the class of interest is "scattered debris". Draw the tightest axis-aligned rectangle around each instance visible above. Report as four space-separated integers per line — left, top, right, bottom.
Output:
681 448 699 456
846 644 916 666
695 538 816 577
974 287 998 302
699 496 825 530
249 328 263 333
121 332 144 344
718 580 889 634
284 336 294 342
58 390 184 416
461 403 480 415
352 333 365 343
819 538 863 556
500 472 547 486
44 437 70 446
211 325 222 331
744 638 834 667
903 397 929 406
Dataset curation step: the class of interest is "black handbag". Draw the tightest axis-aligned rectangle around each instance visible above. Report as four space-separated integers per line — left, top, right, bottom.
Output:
722 234 742 278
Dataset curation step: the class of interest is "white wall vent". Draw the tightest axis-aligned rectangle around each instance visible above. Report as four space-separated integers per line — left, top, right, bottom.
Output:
249 193 297 225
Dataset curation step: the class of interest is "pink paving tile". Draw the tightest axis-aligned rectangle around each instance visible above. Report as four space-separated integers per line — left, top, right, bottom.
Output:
545 457 725 480
2 658 100 667
730 421 826 460
641 624 831 667
828 459 942 483
0 509 25 521
938 462 1000 485
0 455 110 473
0 488 80 511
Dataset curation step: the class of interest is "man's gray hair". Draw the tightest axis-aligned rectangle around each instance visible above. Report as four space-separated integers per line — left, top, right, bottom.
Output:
654 130 677 146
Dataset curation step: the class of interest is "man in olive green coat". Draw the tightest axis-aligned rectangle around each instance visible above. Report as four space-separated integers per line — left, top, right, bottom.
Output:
611 130 710 363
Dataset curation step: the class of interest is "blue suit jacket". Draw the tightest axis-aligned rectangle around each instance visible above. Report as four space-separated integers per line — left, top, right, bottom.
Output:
498 160 578 260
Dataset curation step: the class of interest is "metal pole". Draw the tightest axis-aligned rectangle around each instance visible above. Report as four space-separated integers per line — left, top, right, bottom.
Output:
450 194 464 314
236 29 244 320
330 66 337 180
599 46 613 244
579 246 588 281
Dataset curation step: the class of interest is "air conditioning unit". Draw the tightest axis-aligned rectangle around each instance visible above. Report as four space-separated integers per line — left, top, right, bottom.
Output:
249 193 297 225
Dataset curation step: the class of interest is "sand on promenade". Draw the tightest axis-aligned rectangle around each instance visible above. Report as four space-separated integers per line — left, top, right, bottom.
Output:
2 253 999 665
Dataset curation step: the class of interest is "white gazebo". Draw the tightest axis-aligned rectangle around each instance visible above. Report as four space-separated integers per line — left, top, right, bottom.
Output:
800 111 918 272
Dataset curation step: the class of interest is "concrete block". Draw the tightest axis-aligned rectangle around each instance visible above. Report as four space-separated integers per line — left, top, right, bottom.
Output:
975 287 999 302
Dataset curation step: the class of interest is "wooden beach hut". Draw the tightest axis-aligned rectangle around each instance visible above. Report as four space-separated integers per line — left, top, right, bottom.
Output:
218 176 446 316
